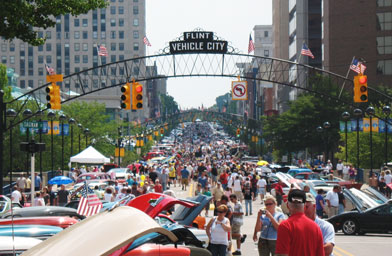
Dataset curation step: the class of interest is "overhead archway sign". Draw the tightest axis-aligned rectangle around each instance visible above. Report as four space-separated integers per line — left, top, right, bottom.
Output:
169 31 228 54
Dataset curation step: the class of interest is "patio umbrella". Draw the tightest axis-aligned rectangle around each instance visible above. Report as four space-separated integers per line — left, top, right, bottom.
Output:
257 160 269 166
48 176 73 185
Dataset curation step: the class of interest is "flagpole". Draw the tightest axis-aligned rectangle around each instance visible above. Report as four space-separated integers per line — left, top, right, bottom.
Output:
338 56 356 99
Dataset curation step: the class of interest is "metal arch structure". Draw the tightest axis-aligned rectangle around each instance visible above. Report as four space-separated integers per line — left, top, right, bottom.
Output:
4 52 376 130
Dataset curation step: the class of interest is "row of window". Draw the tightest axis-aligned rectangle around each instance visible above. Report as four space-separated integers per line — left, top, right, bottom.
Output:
377 36 392 54
377 12 392 31
378 0 392 7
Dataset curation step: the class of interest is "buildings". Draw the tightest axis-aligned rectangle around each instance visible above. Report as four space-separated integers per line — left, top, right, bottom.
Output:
0 0 165 121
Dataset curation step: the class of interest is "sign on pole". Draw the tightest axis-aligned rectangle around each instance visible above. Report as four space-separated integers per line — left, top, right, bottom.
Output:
232 81 248 100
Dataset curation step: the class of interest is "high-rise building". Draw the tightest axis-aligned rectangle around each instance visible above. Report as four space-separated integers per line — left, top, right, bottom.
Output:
0 0 155 121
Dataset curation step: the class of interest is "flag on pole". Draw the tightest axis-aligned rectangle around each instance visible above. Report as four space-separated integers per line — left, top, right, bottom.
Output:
248 34 255 54
350 58 366 74
143 36 152 47
76 181 102 217
45 63 55 75
97 44 108 56
301 43 314 59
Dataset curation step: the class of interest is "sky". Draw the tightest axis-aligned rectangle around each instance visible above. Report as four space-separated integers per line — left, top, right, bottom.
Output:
146 0 272 109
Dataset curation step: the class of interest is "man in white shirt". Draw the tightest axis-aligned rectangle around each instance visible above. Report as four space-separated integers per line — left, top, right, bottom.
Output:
11 186 22 204
336 160 344 178
233 175 243 202
257 177 267 201
16 175 27 192
342 164 350 180
325 185 340 218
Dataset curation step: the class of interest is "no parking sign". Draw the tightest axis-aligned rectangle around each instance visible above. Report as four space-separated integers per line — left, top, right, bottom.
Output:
232 81 248 100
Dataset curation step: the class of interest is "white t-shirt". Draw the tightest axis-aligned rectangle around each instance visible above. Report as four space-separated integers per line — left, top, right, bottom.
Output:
11 190 21 203
325 191 339 207
384 174 392 184
233 179 242 192
257 178 267 189
210 217 230 246
343 166 349 175
336 163 344 171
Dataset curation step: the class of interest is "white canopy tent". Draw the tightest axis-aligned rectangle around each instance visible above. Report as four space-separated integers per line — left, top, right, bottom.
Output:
70 146 110 164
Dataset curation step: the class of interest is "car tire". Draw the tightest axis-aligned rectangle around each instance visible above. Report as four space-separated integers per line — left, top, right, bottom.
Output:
342 219 358 235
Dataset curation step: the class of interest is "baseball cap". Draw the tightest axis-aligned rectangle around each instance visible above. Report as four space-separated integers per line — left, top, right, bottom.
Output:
305 192 315 203
288 189 306 203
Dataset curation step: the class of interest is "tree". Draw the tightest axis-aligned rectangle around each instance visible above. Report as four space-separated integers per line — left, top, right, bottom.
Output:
0 0 108 46
159 94 179 116
0 64 12 101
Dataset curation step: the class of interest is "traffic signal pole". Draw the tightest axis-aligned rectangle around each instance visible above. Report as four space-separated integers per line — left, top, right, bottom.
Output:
0 90 4 194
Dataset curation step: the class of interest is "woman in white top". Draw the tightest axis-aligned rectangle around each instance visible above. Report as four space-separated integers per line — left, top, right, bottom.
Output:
33 192 45 206
206 204 231 256
104 187 114 202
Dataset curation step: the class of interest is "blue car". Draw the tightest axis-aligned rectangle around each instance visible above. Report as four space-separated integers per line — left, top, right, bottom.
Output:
287 168 312 177
0 225 62 240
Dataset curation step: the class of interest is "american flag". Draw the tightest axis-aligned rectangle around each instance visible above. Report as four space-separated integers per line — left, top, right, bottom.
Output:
350 58 366 74
97 44 108 57
45 63 55 75
76 182 102 217
143 36 152 47
248 34 255 54
301 43 314 59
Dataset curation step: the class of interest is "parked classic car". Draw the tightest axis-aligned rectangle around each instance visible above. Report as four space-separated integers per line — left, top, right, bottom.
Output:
1 206 85 220
0 216 78 229
0 236 42 255
0 225 62 240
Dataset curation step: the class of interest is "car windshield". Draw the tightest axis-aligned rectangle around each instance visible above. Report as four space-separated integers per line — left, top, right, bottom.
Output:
349 188 380 209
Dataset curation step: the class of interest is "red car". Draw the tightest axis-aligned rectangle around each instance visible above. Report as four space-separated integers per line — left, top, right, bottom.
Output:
75 172 112 184
144 151 165 161
0 216 78 229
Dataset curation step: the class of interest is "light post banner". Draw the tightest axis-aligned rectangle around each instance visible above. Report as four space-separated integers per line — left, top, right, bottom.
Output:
351 119 363 132
48 121 60 135
232 81 248 100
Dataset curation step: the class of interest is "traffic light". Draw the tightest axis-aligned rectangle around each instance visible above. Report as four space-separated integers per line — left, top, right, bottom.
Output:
132 82 143 110
354 75 368 103
160 128 164 135
121 83 131 109
46 83 61 110
236 128 240 137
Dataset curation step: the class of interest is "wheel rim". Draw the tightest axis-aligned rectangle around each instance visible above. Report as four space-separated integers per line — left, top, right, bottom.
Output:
343 220 356 234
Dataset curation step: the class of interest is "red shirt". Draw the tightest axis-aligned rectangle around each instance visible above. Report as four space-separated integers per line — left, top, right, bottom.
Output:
275 183 284 195
275 212 324 256
154 184 163 193
220 173 229 185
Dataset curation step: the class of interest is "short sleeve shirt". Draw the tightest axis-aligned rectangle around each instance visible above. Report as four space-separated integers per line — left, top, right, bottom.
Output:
257 178 267 188
325 191 339 207
232 202 243 223
275 212 325 256
260 211 285 240
315 217 335 246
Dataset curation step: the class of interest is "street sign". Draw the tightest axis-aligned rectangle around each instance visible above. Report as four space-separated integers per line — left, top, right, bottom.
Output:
23 121 43 129
232 81 248 100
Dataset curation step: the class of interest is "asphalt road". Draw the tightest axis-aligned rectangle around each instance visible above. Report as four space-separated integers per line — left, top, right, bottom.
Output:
171 181 392 256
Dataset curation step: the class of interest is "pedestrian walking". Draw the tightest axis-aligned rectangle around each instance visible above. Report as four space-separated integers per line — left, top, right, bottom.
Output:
206 205 231 256
230 194 247 255
325 185 340 218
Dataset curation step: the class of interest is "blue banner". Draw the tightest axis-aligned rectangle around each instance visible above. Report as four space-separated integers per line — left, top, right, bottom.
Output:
19 121 68 135
58 124 69 136
379 119 386 133
351 119 363 132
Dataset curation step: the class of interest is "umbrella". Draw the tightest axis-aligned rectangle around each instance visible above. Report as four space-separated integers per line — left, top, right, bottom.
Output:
48 176 73 185
257 160 269 166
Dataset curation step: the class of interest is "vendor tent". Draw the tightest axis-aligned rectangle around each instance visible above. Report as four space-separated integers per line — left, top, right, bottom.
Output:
70 146 110 164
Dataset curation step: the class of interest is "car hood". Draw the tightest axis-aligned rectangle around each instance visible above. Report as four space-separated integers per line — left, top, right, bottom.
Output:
23 206 178 256
327 210 360 222
127 193 198 218
170 195 212 226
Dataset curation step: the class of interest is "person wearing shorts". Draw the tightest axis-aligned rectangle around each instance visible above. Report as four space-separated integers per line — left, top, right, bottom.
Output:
181 166 190 191
230 194 247 255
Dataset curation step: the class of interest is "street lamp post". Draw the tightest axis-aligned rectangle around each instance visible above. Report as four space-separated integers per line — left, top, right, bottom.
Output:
78 123 83 152
342 112 351 163
6 109 17 186
366 107 375 174
353 108 363 170
36 110 44 178
323 122 331 162
59 114 67 175
118 127 122 166
383 106 391 165
84 128 90 148
47 111 56 178
316 126 324 162
69 118 76 158
23 109 33 173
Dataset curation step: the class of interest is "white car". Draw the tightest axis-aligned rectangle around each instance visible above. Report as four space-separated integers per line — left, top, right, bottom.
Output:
0 236 42 255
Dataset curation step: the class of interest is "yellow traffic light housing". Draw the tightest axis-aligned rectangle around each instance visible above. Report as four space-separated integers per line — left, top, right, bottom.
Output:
236 128 240 137
46 83 61 110
132 82 143 110
121 83 131 109
160 128 164 135
354 75 368 103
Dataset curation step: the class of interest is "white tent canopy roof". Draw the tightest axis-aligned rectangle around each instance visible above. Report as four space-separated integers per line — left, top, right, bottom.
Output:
70 146 110 164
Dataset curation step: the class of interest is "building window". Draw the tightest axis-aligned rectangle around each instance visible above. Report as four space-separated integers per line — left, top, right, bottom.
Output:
133 43 139 51
39 80 43 86
83 55 88 63
38 68 43 76
82 19 88 27
110 6 116 14
83 31 88 39
119 55 124 61
46 55 52 63
119 6 124 14
133 0 137 2
64 32 69 39
56 32 61 39
264 31 269 37
38 45 43 52
377 59 392 74
264 50 270 57
28 80 33 88
377 12 392 31
46 31 51 39
133 6 138 15
110 31 116 39
38 31 43 38
46 43 52 51
74 31 80 39
101 31 106 39
1 44 6 52
111 55 116 62
377 36 392 54
82 43 88 51
74 19 80 27
133 30 139 39
93 31 98 39
10 56 15 64
119 43 124 51
10 43 15 52
38 55 43 64
20 80 25 88
119 18 124 27
74 43 80 51
111 43 116 51
75 55 80 63
1 56 6 63
133 18 139 26
110 19 116 27
119 31 124 39
378 0 392 7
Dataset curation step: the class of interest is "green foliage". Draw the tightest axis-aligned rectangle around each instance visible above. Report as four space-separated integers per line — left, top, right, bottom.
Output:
0 64 12 101
159 94 179 115
0 0 108 46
